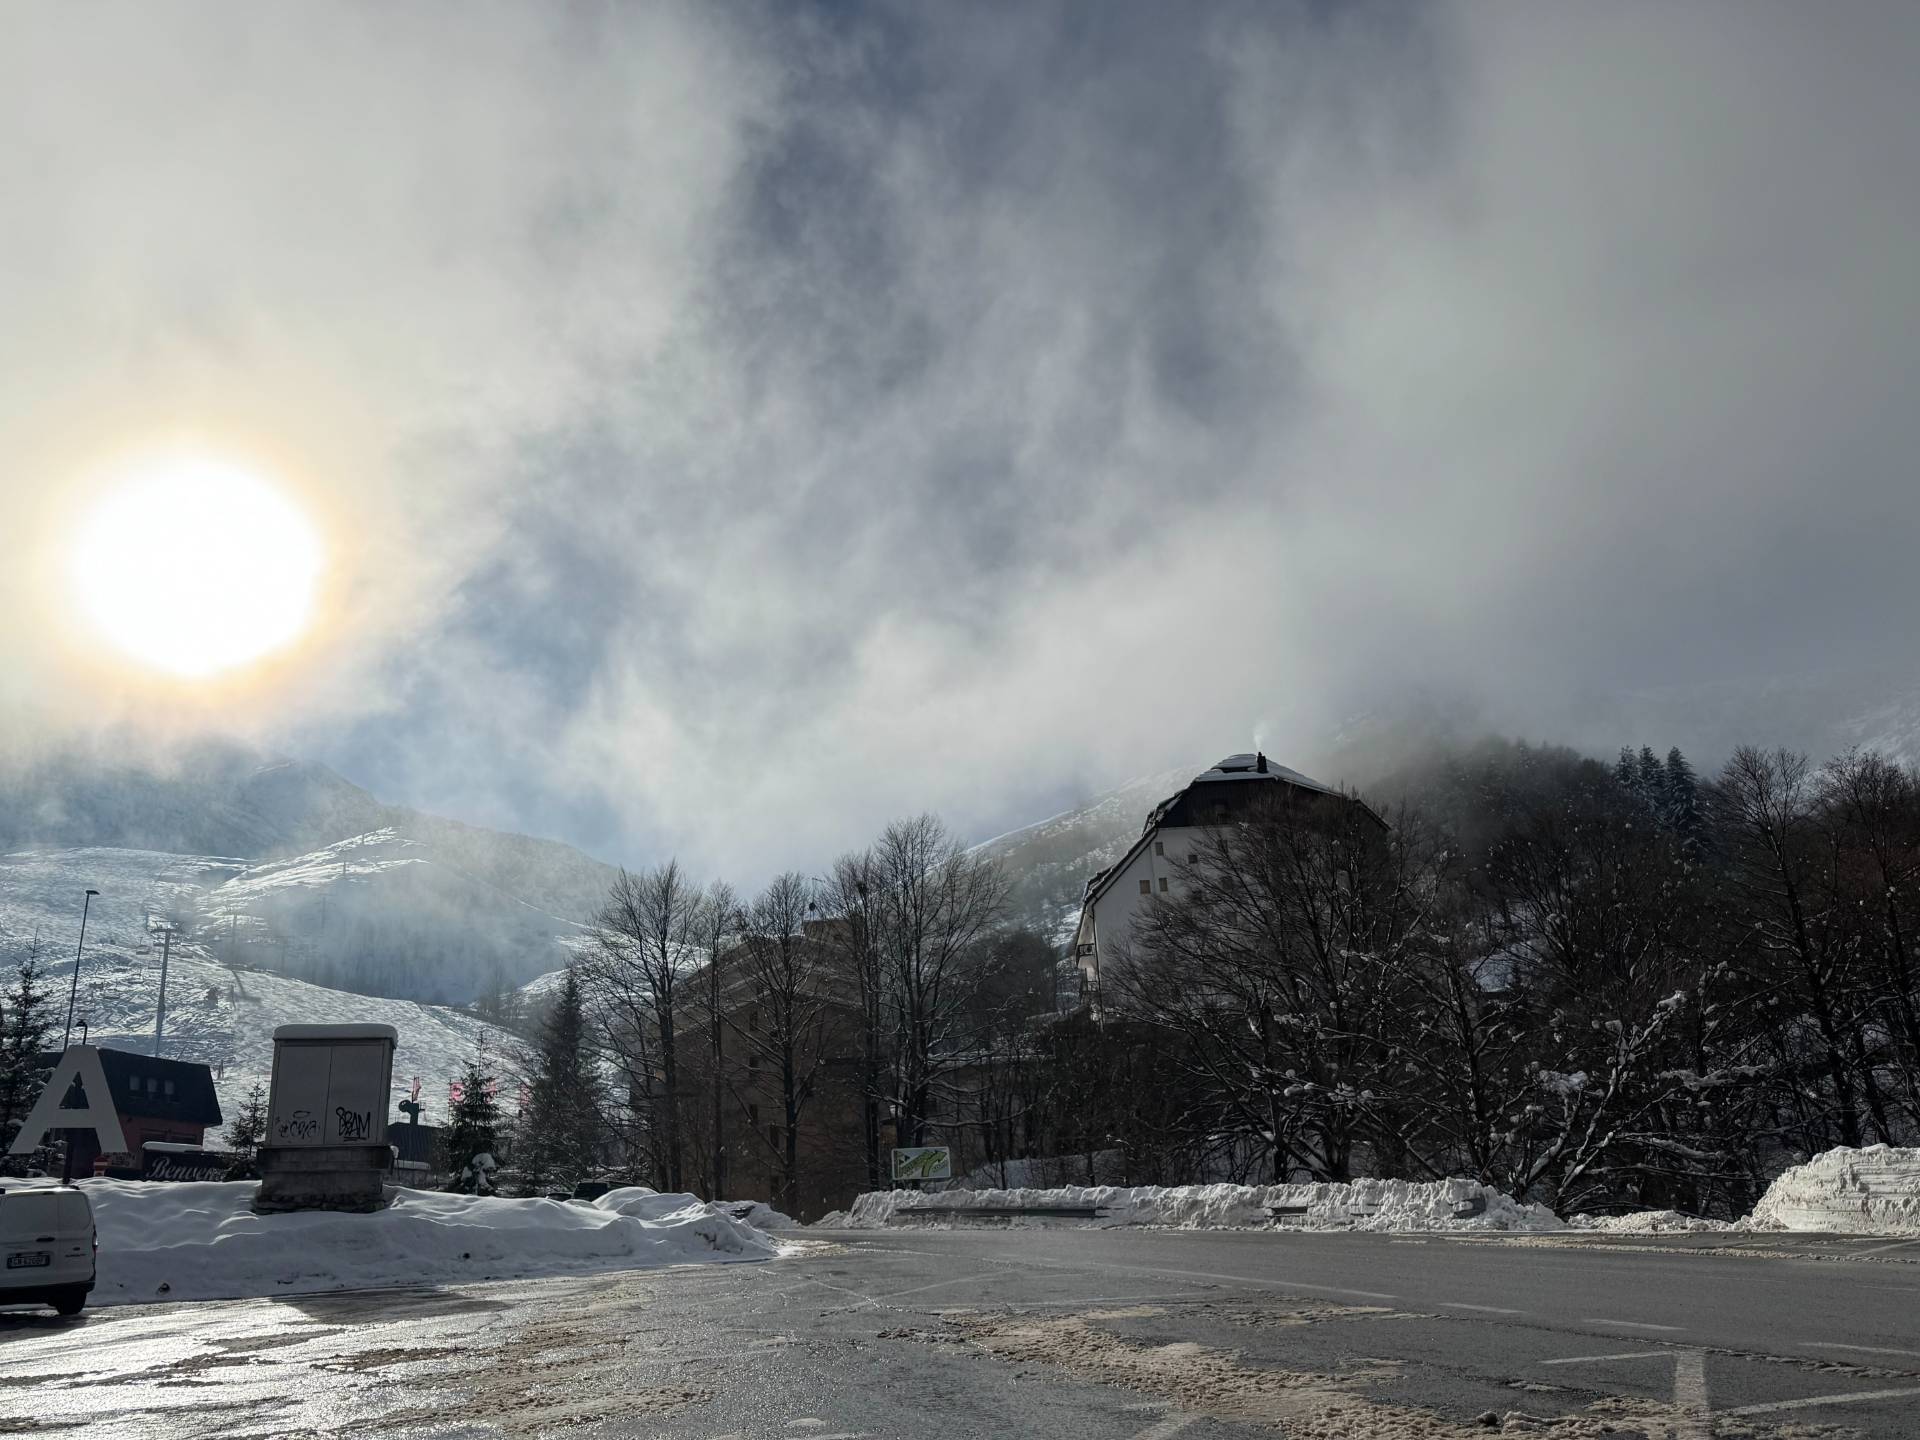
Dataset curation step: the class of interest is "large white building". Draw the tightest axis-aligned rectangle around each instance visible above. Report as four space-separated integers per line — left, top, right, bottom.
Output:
1069 752 1375 998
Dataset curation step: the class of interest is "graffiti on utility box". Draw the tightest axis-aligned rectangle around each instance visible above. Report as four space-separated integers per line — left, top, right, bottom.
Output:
266 1025 396 1149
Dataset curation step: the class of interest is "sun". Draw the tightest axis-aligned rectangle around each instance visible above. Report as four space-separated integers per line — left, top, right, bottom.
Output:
68 455 325 677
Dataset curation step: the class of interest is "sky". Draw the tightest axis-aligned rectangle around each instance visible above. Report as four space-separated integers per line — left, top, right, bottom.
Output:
3 1 1918 882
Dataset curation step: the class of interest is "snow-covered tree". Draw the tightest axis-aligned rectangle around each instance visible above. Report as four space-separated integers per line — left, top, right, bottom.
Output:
442 1059 500 1192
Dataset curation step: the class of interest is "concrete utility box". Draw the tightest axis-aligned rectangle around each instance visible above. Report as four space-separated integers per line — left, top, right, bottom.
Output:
255 1024 399 1213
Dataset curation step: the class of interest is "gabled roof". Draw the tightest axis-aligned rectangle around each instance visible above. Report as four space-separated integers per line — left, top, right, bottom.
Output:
36 1048 226 1128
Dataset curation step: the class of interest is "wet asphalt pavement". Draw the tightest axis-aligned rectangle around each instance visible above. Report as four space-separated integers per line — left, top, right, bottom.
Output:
5 1225 1920 1439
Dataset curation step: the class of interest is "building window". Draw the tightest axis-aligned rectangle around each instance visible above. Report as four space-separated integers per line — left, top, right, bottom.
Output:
1159 877 1170 893
768 1124 782 1149
748 1051 759 1072
164 1080 175 1097
748 1103 759 1125
748 1008 760 1032
1154 841 1164 856
1188 853 1199 864
1139 878 1151 895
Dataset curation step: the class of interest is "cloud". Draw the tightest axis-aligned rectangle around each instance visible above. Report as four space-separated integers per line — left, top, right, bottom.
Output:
4 1 1917 881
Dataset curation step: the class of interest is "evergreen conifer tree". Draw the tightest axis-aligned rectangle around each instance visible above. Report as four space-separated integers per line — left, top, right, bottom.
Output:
0 952 53 1158
1637 744 1664 805
225 1082 268 1159
515 969 603 1195
443 1058 500 1193
1662 746 1703 844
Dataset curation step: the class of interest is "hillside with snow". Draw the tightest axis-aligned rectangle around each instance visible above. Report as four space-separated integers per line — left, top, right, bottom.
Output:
0 846 528 1133
0 738 615 1003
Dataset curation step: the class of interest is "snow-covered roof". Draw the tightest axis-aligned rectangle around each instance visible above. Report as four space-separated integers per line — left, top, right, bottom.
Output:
1188 753 1337 797
273 1023 400 1043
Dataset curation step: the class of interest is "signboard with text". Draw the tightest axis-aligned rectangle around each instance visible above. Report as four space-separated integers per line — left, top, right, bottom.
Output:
891 1146 952 1182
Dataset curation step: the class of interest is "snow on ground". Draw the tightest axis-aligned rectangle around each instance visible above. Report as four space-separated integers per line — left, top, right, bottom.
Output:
81 1179 779 1305
1747 1144 1920 1234
0 847 527 1130
1568 1210 1734 1234
839 1178 1564 1233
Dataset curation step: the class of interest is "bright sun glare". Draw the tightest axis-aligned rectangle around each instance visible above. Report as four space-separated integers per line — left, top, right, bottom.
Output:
69 456 325 678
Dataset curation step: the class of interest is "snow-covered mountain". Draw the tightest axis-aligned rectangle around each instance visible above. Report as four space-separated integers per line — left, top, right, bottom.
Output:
0 738 616 1004
0 846 528 1133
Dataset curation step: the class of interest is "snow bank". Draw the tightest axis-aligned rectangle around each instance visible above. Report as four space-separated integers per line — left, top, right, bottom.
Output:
1747 1145 1920 1234
840 1177 1562 1233
1568 1210 1733 1234
588 1187 797 1232
84 1179 777 1305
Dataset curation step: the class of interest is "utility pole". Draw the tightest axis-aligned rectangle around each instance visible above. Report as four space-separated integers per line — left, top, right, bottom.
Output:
152 927 174 1057
62 889 99 1051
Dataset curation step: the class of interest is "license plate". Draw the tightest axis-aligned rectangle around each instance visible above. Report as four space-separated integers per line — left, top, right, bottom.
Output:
6 1253 50 1269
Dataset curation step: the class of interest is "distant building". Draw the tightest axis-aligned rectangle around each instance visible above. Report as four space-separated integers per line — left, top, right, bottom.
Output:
1069 752 1382 998
35 1049 226 1175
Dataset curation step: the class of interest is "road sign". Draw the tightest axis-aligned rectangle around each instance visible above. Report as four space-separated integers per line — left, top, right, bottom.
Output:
892 1146 952 1182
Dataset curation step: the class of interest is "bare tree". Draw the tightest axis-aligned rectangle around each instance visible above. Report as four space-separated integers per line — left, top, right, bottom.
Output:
1711 747 1874 1150
697 881 737 1199
824 850 887 1187
582 861 702 1190
727 873 845 1212
866 815 1008 1148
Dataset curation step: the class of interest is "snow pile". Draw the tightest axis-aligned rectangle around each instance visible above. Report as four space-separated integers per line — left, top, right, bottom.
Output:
1747 1145 1920 1234
841 1177 1562 1233
1568 1210 1732 1234
84 1179 778 1305
591 1188 799 1232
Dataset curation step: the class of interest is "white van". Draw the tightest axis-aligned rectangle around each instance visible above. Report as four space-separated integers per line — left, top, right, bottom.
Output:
0 1186 96 1316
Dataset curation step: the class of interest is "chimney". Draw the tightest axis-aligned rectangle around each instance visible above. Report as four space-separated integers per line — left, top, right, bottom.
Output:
1256 752 1268 773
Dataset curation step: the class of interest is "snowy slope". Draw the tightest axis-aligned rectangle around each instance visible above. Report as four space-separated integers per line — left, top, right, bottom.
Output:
194 827 593 1001
974 766 1194 942
0 846 526 1134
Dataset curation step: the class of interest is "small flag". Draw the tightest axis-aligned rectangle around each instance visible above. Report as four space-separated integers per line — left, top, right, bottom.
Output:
410 1076 422 1103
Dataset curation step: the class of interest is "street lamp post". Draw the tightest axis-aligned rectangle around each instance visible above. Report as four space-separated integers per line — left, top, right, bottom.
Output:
152 926 174 1058
62 889 100 1052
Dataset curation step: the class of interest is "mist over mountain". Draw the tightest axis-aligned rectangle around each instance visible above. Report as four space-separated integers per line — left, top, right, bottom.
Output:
0 735 612 1004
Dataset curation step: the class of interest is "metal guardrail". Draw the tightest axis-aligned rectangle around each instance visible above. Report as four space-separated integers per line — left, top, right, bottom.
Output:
1267 1193 1487 1222
888 1204 1105 1224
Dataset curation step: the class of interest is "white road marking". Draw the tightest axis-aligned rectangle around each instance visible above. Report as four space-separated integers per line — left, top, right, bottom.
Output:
1848 1237 1920 1258
1540 1348 1709 1437
1540 1351 1672 1366
1440 1302 1524 1315
1724 1386 1920 1416
1671 1349 1710 1440
1583 1318 1682 1332
1805 1341 1920 1361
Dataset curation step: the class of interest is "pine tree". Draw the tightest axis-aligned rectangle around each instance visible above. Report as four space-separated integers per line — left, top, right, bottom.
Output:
1662 746 1703 844
515 970 603 1195
1637 745 1664 807
0 952 54 1159
1615 747 1638 791
442 1058 500 1193
225 1082 268 1159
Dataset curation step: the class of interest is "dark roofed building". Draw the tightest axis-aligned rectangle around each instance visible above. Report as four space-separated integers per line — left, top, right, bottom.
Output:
35 1048 225 1175
1071 753 1383 998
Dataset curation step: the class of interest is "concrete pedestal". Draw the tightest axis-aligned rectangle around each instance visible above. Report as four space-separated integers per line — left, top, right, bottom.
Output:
253 1143 393 1213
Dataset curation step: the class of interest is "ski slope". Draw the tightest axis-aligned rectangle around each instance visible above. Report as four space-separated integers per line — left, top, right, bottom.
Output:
0 847 527 1135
